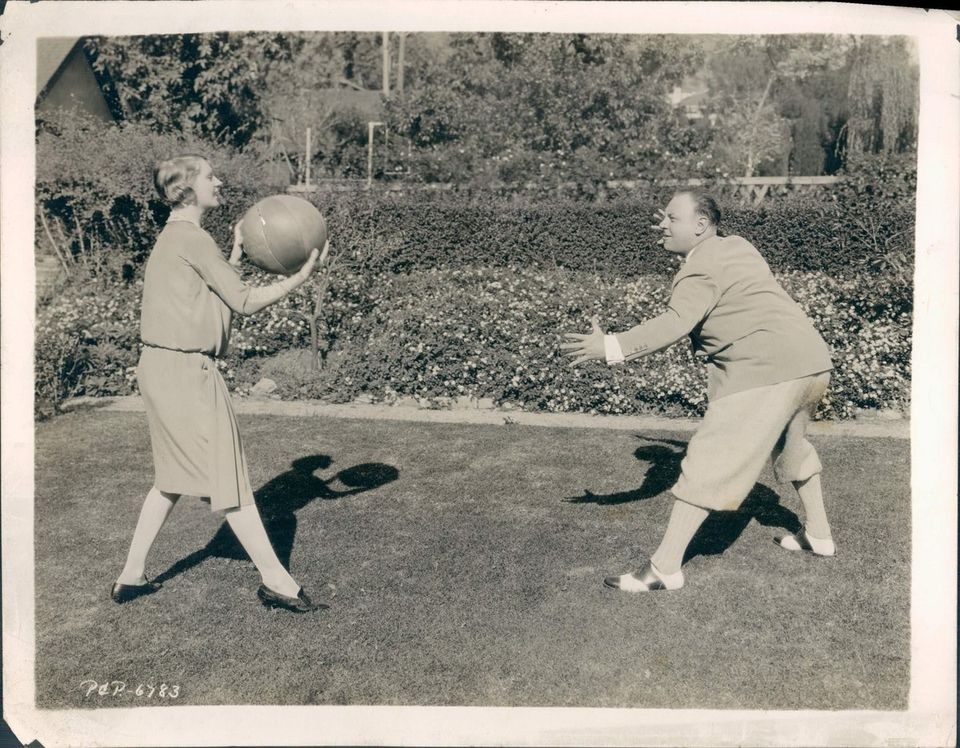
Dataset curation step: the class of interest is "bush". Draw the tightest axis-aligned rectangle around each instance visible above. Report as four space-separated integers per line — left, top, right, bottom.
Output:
34 328 87 421
37 113 916 283
36 111 277 282
34 278 144 419
37 263 910 421
273 266 909 421
34 119 913 420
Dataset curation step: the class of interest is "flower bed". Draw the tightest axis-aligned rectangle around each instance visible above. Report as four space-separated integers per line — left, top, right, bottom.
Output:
36 265 911 421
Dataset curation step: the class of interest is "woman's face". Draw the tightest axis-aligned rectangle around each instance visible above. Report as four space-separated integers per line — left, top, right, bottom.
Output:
191 160 223 210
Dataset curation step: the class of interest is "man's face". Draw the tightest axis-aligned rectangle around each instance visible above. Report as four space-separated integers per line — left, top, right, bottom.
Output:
658 193 707 256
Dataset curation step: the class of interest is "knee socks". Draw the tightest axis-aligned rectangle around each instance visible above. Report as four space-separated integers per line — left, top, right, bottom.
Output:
650 499 710 575
793 474 832 540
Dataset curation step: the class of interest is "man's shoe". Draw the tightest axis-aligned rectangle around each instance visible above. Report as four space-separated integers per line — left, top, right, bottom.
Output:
603 562 684 592
111 579 162 604
257 584 328 613
776 528 836 557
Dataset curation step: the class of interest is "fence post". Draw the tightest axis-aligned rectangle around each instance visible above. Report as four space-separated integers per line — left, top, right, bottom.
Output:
366 121 387 189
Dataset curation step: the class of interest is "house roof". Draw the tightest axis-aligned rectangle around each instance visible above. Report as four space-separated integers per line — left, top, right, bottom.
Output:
36 37 81 96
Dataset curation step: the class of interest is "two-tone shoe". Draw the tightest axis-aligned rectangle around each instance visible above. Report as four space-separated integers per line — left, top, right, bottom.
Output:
257 584 328 613
111 579 162 604
603 562 684 592
776 528 836 557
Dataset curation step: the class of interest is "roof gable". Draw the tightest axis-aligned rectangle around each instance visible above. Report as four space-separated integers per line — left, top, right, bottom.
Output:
37 37 81 95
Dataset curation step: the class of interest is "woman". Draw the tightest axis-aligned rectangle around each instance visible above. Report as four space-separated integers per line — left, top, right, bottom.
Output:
111 154 328 613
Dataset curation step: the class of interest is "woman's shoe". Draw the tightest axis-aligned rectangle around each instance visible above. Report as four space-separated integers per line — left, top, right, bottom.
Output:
257 584 328 613
111 579 162 604
603 562 684 592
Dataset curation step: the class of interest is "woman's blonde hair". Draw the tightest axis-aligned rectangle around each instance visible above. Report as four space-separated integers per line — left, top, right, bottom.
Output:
153 154 208 207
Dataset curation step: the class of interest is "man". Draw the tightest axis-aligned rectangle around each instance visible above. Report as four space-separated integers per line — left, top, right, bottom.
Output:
561 190 835 592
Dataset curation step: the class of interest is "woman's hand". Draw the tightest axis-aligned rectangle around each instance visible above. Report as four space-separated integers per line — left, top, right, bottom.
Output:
280 240 331 297
229 221 244 266
297 248 321 279
295 239 330 280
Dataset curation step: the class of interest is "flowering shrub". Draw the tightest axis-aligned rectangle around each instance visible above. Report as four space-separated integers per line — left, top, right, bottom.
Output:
36 264 910 421
34 279 143 418
36 111 276 282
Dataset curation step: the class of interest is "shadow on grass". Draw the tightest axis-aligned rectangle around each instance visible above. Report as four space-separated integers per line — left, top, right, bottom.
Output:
154 455 398 582
564 435 690 505
685 489 802 563
566 434 803 561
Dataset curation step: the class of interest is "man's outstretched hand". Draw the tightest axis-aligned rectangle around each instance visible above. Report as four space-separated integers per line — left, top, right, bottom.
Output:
560 317 606 367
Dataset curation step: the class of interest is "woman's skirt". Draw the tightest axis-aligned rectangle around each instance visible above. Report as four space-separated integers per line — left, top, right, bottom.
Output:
137 345 254 512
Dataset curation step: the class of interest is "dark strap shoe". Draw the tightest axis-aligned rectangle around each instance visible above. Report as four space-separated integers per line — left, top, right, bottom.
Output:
111 579 162 604
257 584 329 613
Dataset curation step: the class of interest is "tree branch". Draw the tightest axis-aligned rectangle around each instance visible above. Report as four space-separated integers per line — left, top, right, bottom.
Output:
39 208 72 273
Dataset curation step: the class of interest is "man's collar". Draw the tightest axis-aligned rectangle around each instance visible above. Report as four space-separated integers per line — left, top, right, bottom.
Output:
683 233 720 264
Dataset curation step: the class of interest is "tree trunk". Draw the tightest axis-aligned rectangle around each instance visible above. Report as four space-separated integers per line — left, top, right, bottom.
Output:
310 274 332 371
745 72 777 178
72 212 88 268
39 208 71 273
309 316 320 371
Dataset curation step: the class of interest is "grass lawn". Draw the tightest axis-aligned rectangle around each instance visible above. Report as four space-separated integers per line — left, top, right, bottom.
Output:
34 410 910 709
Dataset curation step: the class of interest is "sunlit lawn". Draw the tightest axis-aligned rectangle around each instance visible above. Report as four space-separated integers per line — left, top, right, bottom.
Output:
34 410 909 709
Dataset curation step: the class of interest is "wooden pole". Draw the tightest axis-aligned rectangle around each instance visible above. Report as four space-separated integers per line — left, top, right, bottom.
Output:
367 121 385 188
367 122 375 189
382 31 390 97
398 33 405 97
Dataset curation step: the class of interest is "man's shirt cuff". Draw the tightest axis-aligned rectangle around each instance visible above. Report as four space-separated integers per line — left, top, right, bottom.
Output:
604 334 625 365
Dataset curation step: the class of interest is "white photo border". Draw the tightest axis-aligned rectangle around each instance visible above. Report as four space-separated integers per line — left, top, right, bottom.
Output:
2 2 957 746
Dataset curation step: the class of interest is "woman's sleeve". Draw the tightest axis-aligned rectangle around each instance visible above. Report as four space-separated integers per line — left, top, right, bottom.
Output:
614 272 720 361
186 234 296 315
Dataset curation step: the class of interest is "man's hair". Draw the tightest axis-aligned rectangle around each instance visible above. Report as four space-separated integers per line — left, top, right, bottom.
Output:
675 189 721 227
153 154 208 208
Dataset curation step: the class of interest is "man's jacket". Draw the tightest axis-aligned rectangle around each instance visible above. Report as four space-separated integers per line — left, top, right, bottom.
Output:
614 234 833 401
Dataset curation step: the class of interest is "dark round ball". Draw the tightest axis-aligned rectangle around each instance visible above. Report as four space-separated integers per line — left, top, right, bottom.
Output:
239 195 327 275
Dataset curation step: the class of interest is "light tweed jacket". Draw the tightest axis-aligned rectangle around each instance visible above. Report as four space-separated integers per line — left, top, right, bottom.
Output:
614 234 833 401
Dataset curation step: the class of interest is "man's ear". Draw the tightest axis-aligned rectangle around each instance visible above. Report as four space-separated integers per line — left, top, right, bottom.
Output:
695 216 708 236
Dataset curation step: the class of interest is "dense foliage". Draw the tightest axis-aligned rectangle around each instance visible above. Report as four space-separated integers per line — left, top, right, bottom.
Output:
384 34 704 184
36 262 911 422
80 32 918 184
35 113 915 287
35 112 270 280
33 123 915 422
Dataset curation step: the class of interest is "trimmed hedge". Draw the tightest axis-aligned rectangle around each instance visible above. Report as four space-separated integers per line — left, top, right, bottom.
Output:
273 191 915 277
37 116 915 283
